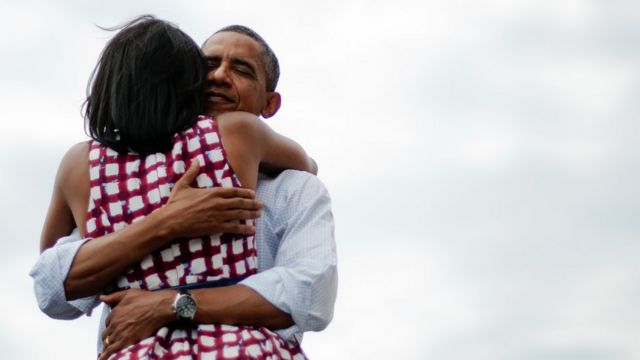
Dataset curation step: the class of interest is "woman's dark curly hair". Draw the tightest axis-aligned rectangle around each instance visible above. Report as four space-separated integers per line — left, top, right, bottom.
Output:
83 15 207 155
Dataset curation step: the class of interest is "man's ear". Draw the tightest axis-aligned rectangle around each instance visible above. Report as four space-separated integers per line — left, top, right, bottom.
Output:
260 92 281 119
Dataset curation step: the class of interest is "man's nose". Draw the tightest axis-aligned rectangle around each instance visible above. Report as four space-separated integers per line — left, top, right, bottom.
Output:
208 65 230 86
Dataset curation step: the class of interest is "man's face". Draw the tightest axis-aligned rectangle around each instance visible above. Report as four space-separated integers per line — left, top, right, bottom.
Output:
201 31 274 117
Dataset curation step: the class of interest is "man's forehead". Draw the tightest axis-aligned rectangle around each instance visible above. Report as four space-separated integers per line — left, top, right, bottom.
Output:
202 32 263 61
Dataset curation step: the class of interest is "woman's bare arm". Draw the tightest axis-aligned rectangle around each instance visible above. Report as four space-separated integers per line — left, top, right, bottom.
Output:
40 142 89 252
217 112 317 190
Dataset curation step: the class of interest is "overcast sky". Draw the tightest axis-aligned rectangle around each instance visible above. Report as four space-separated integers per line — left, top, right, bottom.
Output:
1 0 639 359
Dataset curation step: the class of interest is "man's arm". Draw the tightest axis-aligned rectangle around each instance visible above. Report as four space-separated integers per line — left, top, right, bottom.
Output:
98 283 295 360
240 171 337 338
99 171 336 357
125 172 338 336
34 169 336 357
31 163 262 316
64 163 261 299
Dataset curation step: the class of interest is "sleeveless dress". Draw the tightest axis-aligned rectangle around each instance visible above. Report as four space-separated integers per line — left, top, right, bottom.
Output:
85 116 307 360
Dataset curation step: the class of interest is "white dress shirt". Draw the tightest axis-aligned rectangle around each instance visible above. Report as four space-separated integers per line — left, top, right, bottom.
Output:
30 170 337 347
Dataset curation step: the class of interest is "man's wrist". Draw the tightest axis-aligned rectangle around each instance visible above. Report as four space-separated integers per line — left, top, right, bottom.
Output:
146 207 178 242
156 290 178 325
172 290 197 321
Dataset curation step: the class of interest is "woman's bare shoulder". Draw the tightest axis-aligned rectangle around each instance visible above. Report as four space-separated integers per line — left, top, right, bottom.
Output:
216 112 266 149
216 111 262 134
60 141 90 168
57 141 91 188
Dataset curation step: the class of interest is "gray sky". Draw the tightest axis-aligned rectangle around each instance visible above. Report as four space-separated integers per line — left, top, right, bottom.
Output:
1 0 639 359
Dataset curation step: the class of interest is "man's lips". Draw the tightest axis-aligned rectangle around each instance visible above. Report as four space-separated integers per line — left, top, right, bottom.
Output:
206 91 233 103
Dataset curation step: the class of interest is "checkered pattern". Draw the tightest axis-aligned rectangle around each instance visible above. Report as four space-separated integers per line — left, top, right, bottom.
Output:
86 117 257 291
86 116 306 359
110 324 306 360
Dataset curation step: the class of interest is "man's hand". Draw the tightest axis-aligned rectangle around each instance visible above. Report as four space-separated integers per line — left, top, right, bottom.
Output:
98 289 175 360
159 162 262 238
64 162 262 300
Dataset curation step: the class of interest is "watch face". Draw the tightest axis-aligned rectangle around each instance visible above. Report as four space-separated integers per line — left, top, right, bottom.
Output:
176 294 197 319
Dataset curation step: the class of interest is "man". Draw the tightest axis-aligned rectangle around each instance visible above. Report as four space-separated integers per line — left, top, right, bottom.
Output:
31 25 337 359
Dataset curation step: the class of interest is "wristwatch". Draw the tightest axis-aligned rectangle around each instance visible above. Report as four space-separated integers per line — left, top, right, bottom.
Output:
172 290 197 321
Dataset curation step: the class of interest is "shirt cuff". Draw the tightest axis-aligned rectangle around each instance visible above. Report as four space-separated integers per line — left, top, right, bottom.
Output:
30 235 100 318
239 268 310 341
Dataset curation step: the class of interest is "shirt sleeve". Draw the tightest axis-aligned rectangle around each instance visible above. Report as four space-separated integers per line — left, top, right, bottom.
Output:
29 229 101 319
240 173 337 341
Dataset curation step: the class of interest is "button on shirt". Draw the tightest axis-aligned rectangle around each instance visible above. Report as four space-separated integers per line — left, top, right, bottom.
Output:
31 170 337 346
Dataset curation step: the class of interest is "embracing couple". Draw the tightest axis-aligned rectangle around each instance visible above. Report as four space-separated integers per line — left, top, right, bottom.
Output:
31 15 337 360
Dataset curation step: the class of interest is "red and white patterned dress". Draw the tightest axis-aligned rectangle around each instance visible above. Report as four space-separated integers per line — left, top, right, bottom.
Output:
85 116 306 360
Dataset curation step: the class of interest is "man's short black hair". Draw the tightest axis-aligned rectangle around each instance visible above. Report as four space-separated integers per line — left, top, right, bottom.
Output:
84 15 207 155
213 25 280 92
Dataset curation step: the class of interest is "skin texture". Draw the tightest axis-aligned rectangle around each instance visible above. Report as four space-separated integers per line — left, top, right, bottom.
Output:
39 31 318 359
